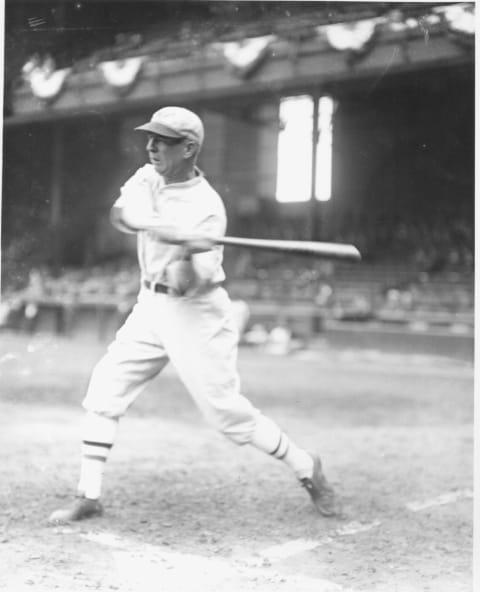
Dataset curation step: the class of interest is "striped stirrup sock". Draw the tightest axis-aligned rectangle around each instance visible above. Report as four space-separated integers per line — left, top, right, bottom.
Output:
249 414 314 480
78 440 113 500
77 412 118 500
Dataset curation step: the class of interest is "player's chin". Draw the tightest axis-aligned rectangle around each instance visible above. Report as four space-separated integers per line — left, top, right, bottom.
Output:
150 159 165 174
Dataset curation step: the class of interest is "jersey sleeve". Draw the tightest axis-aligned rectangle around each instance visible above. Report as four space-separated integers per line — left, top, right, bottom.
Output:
189 193 227 283
191 188 228 237
193 213 227 238
113 165 155 214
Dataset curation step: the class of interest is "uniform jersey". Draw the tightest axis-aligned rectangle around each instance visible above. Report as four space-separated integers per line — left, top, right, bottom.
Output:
114 164 227 286
84 163 261 442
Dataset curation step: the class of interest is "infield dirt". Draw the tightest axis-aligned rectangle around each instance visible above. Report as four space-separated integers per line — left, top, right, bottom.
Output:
0 330 474 591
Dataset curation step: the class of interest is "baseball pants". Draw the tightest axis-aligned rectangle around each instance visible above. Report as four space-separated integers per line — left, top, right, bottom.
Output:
82 286 259 444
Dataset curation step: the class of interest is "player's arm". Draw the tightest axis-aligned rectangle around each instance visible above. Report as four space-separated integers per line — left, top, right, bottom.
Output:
111 168 161 234
110 204 165 234
165 214 225 294
110 168 217 250
110 205 137 234
110 204 217 252
189 214 226 282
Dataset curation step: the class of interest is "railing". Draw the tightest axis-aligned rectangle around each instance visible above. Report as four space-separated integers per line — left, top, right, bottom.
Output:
0 264 473 341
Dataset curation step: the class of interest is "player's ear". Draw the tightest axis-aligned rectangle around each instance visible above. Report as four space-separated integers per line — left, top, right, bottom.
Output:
183 140 198 159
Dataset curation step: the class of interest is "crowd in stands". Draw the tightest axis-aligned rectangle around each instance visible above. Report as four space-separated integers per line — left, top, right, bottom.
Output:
0 212 474 334
319 213 474 274
0 260 139 331
224 211 474 327
231 207 474 273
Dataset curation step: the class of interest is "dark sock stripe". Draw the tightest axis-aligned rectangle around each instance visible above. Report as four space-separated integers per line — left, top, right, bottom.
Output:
277 442 290 460
83 440 113 449
270 433 284 457
83 454 107 462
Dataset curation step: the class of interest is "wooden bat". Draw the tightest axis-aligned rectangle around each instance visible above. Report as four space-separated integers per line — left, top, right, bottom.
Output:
215 236 361 262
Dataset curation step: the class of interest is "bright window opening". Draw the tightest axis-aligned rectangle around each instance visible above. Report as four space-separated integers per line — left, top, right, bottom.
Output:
315 96 334 202
276 96 313 203
275 95 334 203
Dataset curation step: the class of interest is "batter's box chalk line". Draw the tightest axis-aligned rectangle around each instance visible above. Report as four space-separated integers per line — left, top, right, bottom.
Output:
80 530 358 592
82 520 382 568
239 521 381 567
81 530 127 548
406 489 473 512
335 520 382 536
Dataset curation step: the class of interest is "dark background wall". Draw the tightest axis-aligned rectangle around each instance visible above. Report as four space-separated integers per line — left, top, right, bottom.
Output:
2 58 474 284
325 64 474 263
2 1 475 289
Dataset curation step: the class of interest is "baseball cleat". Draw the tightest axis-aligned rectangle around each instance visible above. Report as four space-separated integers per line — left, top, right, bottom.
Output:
300 454 337 517
48 495 103 524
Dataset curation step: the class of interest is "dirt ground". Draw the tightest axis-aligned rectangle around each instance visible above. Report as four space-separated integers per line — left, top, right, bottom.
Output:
0 329 474 592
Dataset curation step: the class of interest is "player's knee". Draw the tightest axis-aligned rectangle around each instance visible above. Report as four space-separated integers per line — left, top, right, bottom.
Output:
213 416 256 445
82 397 122 419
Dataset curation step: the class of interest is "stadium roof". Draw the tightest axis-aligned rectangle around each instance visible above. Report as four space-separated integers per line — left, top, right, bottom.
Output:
5 1 459 71
4 1 474 122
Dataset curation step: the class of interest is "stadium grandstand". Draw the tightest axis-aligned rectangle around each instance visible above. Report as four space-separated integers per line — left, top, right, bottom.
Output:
1 1 475 342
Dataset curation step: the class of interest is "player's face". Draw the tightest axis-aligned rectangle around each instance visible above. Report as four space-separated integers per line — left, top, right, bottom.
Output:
146 133 188 177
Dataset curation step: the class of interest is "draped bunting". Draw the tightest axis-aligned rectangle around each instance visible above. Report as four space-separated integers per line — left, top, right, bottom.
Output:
322 19 378 52
22 56 70 101
386 14 437 33
438 3 475 35
434 3 475 50
18 3 474 106
99 56 144 89
216 35 276 77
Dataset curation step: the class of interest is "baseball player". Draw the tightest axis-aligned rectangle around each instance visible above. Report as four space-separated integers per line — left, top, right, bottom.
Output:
48 106 337 524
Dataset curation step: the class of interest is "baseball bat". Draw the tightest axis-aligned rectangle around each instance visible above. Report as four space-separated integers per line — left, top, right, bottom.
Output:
215 236 361 261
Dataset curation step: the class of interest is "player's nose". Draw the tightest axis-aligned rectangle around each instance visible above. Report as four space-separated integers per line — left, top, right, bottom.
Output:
146 137 157 152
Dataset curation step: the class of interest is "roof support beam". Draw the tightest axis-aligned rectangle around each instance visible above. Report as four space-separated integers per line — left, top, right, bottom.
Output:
6 28 472 126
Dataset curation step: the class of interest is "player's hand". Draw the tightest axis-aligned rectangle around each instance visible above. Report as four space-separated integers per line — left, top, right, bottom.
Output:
165 259 198 296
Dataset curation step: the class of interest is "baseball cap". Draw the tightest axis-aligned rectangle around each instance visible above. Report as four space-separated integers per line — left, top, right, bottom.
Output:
135 106 204 146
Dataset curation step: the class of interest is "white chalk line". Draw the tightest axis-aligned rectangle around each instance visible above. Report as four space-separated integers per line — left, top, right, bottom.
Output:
406 489 473 512
335 519 382 537
244 520 381 566
82 519 381 564
80 528 367 592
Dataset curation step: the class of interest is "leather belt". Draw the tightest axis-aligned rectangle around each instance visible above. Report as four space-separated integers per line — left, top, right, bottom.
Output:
143 278 224 295
143 279 169 294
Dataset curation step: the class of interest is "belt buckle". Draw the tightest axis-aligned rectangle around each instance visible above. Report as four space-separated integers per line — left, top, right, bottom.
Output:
146 280 169 294
144 279 159 292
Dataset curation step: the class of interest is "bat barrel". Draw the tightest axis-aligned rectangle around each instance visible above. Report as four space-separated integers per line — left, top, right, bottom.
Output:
217 236 361 262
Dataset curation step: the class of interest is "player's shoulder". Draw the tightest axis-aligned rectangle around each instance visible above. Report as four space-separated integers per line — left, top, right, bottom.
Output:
197 176 225 209
131 163 159 183
121 164 162 192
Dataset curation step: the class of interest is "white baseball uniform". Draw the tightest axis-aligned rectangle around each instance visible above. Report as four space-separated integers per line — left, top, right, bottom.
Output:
82 164 260 443
48 107 330 522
